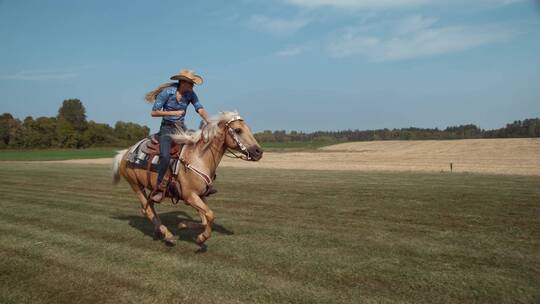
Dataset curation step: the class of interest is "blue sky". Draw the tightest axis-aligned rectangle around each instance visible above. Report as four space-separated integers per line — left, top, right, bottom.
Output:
1 0 539 132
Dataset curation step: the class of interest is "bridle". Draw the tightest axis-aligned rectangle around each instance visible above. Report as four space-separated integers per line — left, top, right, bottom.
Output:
178 115 253 190
224 115 252 161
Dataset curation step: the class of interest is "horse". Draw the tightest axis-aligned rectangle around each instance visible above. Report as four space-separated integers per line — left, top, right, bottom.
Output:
112 111 263 247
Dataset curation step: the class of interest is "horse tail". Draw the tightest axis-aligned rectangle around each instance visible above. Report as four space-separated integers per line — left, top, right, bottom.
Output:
112 149 128 185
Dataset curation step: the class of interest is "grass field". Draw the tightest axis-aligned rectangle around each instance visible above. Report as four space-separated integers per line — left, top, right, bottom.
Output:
0 148 118 161
0 163 539 303
0 142 333 161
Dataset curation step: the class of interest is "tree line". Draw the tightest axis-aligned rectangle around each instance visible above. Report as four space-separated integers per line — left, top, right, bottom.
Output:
1 99 539 149
254 118 540 143
0 99 149 148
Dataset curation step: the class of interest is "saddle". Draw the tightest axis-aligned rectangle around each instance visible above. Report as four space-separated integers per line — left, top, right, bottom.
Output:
141 134 181 158
126 134 216 203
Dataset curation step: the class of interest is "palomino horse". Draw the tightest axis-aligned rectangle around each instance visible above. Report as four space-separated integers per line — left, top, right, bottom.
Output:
112 112 263 247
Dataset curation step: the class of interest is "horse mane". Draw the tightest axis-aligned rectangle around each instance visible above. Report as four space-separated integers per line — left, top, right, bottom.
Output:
171 111 239 149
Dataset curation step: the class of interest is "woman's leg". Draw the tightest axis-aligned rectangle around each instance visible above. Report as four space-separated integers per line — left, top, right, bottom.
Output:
157 132 171 185
150 125 172 202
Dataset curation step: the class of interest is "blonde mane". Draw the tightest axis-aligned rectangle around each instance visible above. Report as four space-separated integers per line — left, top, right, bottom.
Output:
170 111 239 149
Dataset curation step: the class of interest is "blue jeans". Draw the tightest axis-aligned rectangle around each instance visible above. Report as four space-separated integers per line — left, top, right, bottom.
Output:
157 122 185 185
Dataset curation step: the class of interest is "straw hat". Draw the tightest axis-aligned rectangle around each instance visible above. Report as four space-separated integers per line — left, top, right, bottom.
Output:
170 69 204 85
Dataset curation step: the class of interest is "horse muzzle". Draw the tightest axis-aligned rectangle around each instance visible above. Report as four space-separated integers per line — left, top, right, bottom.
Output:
247 145 264 161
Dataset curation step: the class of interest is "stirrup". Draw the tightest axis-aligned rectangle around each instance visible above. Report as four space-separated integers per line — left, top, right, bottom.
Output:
150 179 168 202
150 189 165 202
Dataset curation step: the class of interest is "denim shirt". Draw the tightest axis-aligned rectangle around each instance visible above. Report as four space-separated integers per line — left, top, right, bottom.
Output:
152 86 204 123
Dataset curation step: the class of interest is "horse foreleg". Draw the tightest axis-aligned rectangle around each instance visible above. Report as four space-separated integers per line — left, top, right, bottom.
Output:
178 210 207 230
185 194 214 244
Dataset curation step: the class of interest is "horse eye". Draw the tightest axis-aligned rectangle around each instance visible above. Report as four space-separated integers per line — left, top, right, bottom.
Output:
234 128 243 134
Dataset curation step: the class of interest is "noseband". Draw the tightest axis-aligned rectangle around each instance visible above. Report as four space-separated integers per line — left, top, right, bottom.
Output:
224 115 252 161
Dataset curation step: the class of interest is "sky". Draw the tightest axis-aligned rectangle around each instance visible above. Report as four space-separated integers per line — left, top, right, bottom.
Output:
0 0 539 133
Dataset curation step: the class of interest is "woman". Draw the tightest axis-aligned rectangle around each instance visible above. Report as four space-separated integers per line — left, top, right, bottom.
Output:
145 69 210 202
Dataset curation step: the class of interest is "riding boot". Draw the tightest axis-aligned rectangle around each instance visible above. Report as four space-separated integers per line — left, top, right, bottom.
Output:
150 178 169 202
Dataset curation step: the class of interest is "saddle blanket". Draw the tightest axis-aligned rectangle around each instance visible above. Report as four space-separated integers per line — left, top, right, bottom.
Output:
125 137 181 175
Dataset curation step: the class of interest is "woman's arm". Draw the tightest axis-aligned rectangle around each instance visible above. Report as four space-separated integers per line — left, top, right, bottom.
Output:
196 108 210 122
151 110 184 117
151 89 185 117
191 92 210 122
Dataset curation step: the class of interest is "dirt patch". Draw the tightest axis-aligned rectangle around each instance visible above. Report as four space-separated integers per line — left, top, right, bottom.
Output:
15 138 540 176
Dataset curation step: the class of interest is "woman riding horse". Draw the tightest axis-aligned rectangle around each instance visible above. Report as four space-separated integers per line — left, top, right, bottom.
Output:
113 111 264 246
145 69 210 202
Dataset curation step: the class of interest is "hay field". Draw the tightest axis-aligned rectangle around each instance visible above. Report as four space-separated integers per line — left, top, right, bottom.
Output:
5 138 539 175
221 138 540 176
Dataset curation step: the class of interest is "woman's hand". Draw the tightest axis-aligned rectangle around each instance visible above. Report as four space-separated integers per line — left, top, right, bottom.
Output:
151 110 185 117
196 108 210 123
168 110 185 117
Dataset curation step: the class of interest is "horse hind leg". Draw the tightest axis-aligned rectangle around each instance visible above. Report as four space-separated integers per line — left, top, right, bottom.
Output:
128 180 175 245
128 184 147 216
146 202 176 245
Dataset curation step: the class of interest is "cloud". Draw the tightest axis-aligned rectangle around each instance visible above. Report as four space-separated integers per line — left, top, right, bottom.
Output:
283 0 430 10
282 0 527 10
274 46 306 56
328 17 515 61
249 15 310 35
0 67 81 80
396 15 438 34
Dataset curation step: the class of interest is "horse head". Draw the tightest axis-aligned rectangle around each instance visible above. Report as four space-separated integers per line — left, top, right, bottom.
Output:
220 114 263 161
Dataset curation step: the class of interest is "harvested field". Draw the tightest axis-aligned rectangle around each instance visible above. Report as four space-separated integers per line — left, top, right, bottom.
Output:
318 138 540 175
5 138 539 176
224 138 540 175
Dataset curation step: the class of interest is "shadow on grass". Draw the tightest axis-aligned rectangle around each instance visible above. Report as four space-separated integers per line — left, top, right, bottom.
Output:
112 210 234 246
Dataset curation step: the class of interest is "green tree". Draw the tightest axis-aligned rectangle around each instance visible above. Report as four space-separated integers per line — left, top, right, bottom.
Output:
34 117 58 147
83 121 116 147
114 121 150 143
0 113 21 148
19 116 40 148
57 99 87 132
56 118 80 148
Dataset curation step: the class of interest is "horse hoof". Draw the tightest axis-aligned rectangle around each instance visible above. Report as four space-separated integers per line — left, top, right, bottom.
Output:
196 234 208 245
164 236 176 246
178 222 188 230
196 244 208 254
153 230 163 240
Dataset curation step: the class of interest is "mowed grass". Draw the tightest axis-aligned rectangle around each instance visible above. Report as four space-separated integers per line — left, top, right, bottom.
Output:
0 142 332 161
0 148 118 161
0 163 538 304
